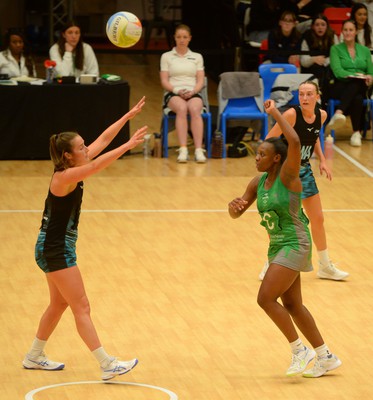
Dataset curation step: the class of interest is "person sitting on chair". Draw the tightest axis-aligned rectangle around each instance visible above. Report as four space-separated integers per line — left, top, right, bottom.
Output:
160 24 207 163
328 19 373 147
49 21 99 79
0 28 36 78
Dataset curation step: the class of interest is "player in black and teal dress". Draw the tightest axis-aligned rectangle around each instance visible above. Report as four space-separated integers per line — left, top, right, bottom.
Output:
23 97 147 381
228 99 341 379
260 81 349 281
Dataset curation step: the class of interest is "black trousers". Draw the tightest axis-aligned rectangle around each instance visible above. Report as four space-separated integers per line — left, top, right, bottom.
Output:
328 78 368 132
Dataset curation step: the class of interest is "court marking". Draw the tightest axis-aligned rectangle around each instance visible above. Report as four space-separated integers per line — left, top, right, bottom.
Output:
25 380 178 400
1 209 373 213
333 144 373 178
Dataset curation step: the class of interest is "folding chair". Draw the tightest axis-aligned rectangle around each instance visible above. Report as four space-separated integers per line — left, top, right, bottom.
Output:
161 77 212 158
218 71 268 158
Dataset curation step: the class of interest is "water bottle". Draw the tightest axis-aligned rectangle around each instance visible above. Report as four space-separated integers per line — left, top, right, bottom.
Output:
153 133 162 158
46 67 55 84
324 134 334 160
211 131 223 158
143 134 151 159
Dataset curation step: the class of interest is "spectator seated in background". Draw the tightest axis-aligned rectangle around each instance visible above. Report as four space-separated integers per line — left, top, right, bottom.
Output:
0 28 36 78
288 0 325 33
340 3 373 49
300 13 338 104
327 19 373 147
246 0 284 45
49 21 99 79
266 11 302 67
160 24 207 164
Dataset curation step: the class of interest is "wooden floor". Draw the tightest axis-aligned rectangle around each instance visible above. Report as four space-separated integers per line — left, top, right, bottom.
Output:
1 54 373 400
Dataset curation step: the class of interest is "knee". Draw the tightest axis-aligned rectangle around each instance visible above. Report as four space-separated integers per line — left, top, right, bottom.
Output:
282 300 302 316
50 299 69 314
257 291 273 311
71 295 91 316
311 211 324 227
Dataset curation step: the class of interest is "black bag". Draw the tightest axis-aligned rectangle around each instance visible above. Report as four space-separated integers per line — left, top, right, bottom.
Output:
227 140 248 158
226 126 249 158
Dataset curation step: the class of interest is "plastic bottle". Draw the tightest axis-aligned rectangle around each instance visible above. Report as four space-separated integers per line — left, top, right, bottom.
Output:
211 131 223 158
324 134 334 160
46 67 55 84
153 133 162 158
143 134 151 159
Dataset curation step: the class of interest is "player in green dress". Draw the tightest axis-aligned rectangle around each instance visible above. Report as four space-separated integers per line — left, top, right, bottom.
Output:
228 100 341 378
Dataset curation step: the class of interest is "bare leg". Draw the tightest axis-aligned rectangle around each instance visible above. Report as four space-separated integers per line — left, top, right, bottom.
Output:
302 194 327 251
257 264 323 347
187 97 204 148
257 264 300 342
280 275 324 348
38 266 101 351
168 96 189 146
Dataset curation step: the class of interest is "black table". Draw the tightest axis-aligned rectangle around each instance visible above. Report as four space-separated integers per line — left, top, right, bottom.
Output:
0 81 130 159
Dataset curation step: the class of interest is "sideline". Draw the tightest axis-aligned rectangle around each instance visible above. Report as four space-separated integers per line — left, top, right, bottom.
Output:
333 144 373 178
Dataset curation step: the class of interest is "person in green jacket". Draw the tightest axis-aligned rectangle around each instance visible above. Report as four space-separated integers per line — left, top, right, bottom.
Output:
327 19 373 146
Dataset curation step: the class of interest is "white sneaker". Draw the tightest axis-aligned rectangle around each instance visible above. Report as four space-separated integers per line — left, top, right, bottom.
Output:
286 347 316 377
258 261 269 281
317 262 349 281
350 131 362 147
23 352 65 371
303 354 342 378
101 358 138 381
194 148 207 163
327 113 346 129
177 147 188 163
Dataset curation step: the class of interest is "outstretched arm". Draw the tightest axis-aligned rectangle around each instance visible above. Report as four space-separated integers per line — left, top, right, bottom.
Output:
87 96 146 159
54 126 148 187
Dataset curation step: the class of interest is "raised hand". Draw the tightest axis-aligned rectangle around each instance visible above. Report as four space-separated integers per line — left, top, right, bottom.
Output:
126 97 146 120
127 126 148 149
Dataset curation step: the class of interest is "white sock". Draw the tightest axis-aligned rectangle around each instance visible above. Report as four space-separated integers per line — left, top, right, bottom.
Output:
314 343 331 358
28 337 47 358
290 338 305 354
92 347 113 367
318 250 330 268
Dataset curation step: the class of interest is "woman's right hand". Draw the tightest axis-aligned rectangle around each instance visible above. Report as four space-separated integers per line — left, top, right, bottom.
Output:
127 126 148 149
65 42 74 52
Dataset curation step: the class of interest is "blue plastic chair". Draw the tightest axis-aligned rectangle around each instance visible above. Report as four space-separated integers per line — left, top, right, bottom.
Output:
218 72 268 158
161 78 212 158
258 63 298 101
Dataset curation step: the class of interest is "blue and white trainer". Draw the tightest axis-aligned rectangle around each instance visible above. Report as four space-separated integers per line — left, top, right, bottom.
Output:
101 358 138 381
23 352 65 370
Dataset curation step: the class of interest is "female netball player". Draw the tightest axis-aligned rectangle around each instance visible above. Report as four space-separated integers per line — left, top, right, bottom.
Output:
259 81 349 281
23 97 147 381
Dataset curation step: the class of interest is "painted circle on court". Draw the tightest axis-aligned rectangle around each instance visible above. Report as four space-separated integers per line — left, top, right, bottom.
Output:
25 380 178 399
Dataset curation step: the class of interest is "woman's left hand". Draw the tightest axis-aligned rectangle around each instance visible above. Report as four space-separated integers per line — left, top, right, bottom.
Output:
365 75 373 86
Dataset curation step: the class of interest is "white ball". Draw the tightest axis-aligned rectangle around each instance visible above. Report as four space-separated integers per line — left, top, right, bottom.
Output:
106 11 142 48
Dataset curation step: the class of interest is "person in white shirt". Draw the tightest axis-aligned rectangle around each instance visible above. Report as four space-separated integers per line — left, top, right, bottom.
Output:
49 21 99 78
0 28 36 78
160 24 207 163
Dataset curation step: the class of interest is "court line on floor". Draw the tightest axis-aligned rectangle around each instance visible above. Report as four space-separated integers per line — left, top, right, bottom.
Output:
1 209 373 213
333 144 373 177
25 381 178 400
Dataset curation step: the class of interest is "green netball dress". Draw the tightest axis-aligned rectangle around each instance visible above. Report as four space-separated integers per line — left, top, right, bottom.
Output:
257 173 313 272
